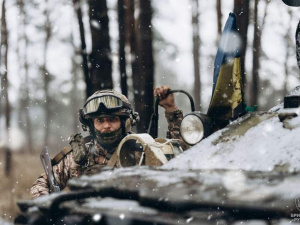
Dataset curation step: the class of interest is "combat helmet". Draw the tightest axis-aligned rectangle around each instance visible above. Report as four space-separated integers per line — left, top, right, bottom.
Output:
79 90 139 149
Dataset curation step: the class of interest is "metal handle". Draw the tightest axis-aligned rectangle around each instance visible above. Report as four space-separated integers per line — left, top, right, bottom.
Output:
147 89 195 138
153 90 195 115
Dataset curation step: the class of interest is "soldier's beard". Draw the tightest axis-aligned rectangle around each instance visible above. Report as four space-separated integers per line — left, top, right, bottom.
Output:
95 127 123 151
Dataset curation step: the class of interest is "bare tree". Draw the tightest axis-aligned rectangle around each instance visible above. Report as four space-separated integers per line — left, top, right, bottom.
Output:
296 19 300 72
118 0 128 96
234 0 249 87
216 0 222 41
18 0 33 152
124 0 137 95
43 0 52 146
191 0 201 111
250 0 269 107
283 9 293 96
88 0 112 95
70 35 81 134
1 0 11 176
133 0 154 133
73 0 91 98
251 0 260 106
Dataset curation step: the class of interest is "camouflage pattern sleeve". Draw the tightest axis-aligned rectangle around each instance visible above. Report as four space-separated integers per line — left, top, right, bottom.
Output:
30 151 81 199
165 109 190 151
30 173 50 198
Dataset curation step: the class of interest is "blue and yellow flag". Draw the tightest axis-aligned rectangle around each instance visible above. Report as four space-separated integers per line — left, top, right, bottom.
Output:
207 12 246 121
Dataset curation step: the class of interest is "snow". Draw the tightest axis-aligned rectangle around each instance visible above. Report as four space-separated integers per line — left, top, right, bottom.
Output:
0 218 13 225
67 164 300 213
76 167 184 188
164 115 300 172
221 170 300 201
83 197 158 215
23 191 62 207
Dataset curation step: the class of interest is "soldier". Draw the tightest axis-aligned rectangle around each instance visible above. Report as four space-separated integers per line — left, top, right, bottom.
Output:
30 86 186 198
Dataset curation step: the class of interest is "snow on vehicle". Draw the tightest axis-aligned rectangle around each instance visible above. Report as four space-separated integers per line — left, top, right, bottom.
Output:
15 86 300 224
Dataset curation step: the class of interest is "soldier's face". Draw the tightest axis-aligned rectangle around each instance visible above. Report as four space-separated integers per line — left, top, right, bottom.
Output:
94 116 121 133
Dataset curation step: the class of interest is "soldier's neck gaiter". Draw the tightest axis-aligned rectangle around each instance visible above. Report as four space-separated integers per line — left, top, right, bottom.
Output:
95 127 123 151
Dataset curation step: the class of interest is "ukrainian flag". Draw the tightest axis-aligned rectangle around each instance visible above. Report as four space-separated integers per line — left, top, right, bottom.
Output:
207 12 246 121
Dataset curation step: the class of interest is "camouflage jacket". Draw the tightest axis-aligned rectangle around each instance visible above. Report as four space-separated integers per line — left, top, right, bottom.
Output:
30 110 186 199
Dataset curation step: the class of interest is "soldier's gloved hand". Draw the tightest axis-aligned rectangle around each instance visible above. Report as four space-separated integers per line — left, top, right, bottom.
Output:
69 133 88 165
153 85 178 112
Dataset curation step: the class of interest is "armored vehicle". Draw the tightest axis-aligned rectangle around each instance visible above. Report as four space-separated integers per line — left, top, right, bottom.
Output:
15 85 300 225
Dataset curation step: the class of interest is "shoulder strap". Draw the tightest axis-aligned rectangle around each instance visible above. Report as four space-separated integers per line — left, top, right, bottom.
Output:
51 146 72 166
83 135 93 144
51 135 93 166
107 150 118 167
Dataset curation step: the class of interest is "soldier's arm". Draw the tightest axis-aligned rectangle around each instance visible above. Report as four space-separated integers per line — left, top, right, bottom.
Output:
30 162 63 199
154 86 190 150
165 110 190 150
30 172 50 198
30 152 80 199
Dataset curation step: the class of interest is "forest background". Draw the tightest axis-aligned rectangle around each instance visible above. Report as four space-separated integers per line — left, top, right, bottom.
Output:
0 0 299 222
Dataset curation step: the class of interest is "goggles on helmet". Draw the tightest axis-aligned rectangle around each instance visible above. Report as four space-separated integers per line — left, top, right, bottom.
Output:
82 95 131 118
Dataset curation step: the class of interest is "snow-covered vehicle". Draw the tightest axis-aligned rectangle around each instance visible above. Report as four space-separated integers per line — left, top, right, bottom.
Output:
14 87 300 225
